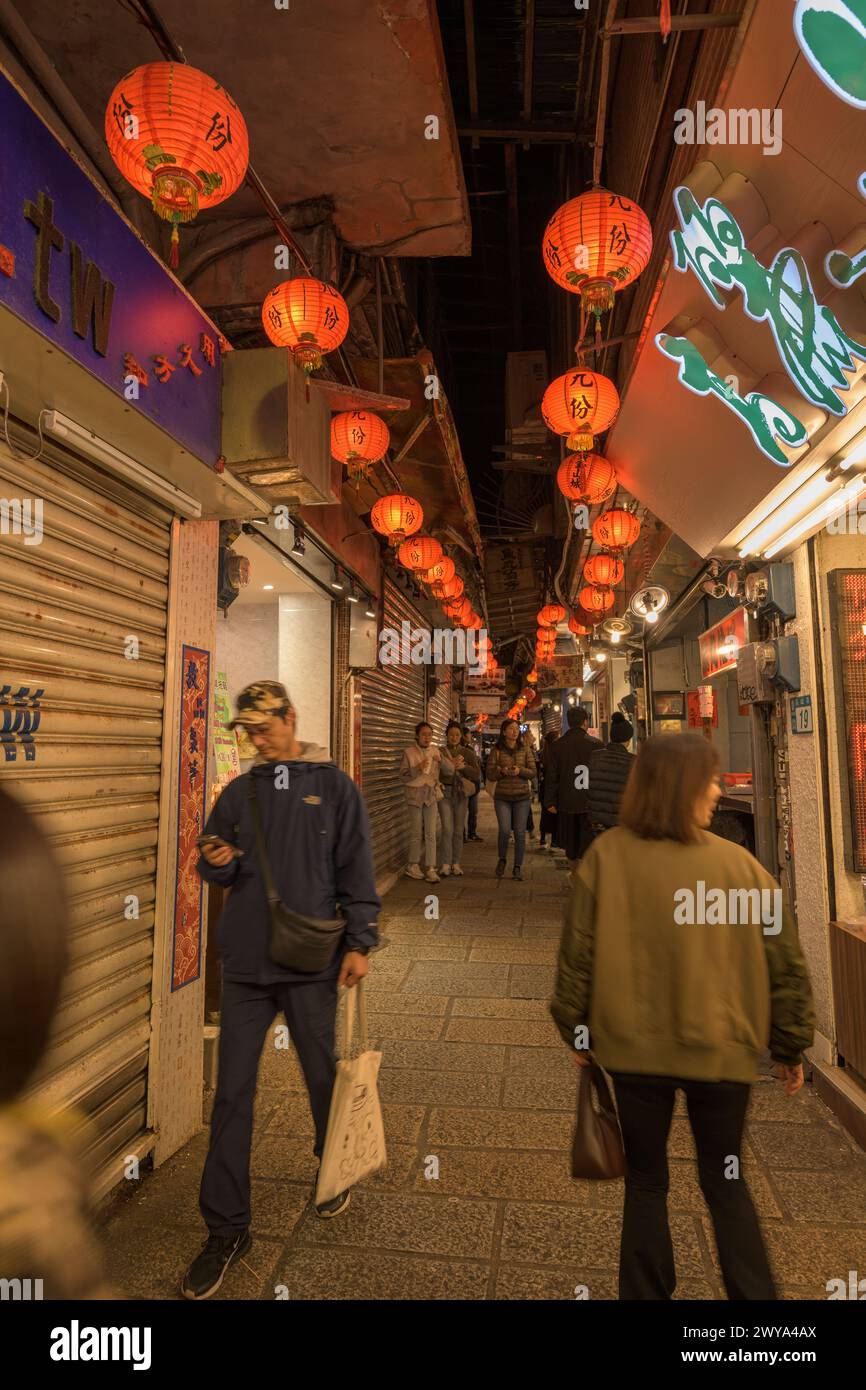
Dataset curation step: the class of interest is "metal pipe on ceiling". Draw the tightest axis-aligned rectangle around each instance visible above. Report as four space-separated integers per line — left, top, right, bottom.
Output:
592 0 620 189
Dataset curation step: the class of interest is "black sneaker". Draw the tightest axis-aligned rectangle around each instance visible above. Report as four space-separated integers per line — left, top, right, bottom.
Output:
513 866 524 881
495 859 506 878
181 1230 251 1300
315 1189 351 1219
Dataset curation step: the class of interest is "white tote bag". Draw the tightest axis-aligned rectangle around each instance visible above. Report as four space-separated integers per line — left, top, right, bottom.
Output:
315 980 386 1205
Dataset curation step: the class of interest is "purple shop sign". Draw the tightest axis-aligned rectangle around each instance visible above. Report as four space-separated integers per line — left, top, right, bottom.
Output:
0 66 222 466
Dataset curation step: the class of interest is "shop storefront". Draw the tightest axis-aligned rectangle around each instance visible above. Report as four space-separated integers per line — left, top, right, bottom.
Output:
0 65 264 1192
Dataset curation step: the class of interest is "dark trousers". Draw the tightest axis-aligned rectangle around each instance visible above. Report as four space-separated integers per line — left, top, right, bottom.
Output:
200 976 338 1236
611 1074 777 1301
467 791 479 837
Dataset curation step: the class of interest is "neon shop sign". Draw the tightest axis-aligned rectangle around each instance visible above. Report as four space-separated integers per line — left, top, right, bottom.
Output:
656 185 866 465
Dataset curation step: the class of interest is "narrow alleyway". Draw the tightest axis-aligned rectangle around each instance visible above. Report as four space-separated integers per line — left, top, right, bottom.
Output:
99 800 866 1301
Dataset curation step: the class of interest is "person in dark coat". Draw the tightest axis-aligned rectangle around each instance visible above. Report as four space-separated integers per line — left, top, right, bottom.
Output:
537 729 560 851
545 706 603 870
587 712 635 832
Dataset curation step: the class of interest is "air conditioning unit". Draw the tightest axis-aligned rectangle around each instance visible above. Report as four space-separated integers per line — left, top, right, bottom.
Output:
221 347 339 506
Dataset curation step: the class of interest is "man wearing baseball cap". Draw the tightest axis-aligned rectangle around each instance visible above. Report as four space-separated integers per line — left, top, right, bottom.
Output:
181 681 380 1299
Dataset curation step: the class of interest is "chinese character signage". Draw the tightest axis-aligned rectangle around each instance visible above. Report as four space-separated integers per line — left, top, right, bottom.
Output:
698 607 748 678
0 69 222 465
172 645 210 991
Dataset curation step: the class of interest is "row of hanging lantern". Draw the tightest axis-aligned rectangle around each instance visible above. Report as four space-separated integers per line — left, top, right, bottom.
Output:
540 186 653 641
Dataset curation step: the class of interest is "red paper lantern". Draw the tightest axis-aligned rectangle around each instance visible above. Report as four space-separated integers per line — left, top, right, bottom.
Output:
537 604 566 628
583 554 624 589
556 453 618 506
105 62 249 267
542 189 652 315
592 508 641 552
421 557 457 587
370 493 423 546
568 614 592 636
398 536 442 572
262 278 349 371
444 596 471 621
542 371 620 452
579 585 615 614
431 576 465 601
331 411 390 481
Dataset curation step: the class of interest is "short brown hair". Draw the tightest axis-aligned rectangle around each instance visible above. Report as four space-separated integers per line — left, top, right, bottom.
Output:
619 733 720 844
0 789 69 1102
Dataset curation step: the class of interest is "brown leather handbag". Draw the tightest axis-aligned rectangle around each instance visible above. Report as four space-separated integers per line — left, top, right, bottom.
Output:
571 1062 626 1180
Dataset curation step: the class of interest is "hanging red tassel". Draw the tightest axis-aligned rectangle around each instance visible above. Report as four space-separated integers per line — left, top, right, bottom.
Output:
169 221 180 270
660 0 672 42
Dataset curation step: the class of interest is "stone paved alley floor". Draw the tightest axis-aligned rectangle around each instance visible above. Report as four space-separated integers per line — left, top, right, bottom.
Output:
101 802 866 1300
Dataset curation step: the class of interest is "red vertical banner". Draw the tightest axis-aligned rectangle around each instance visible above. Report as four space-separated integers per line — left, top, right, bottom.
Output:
172 644 211 991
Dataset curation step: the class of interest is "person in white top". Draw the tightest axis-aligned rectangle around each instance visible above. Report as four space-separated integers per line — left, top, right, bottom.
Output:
399 722 454 883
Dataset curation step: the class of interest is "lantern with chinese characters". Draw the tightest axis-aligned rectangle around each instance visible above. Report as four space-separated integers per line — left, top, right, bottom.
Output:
331 411 390 483
592 508 641 552
105 63 249 268
542 371 620 453
262 278 349 372
542 189 652 318
370 493 423 546
583 554 624 589
431 576 465 602
579 585 615 616
398 535 442 572
537 604 566 628
443 596 472 622
568 614 592 637
421 557 457 587
556 453 618 506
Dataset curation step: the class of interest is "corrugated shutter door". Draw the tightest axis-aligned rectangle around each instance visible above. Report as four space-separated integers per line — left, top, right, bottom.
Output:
0 437 170 1180
428 665 453 744
360 578 426 881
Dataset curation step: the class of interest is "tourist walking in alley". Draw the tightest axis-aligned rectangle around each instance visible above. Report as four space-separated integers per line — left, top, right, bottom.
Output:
462 727 484 840
587 711 635 835
437 720 479 876
551 732 815 1301
524 727 540 841
186 681 379 1300
545 706 603 871
401 721 451 883
537 728 560 851
486 717 535 880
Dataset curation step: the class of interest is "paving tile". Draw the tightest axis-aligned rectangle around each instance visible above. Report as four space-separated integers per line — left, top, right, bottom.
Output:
378 937 471 960
494 1265 717 1301
587 1160 783 1222
469 943 558 964
745 1085 824 1123
509 964 556 998
377 1039 506 1072
101 1219 283 1300
500 1203 710 1279
747 1120 858 1169
250 1134 417 1190
411 1147 583 1202
294 1189 497 1259
378 916 449 936
367 1015 445 1041
772 1169 866 1224
366 992 449 1016
273 1248 489 1300
502 1074 577 1110
379 1068 502 1107
101 1136 207 1233
427 1106 573 1151
445 1017 561 1047
450 997 551 1020
265 1095 426 1146
431 917 524 937
505 1045 574 1075
401 962 510 997
765 1224 866 1288
249 1180 313 1236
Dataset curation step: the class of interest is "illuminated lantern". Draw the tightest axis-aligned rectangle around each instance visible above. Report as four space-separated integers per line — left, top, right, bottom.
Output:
262 278 349 372
583 554 624 589
421 557 457 587
370 493 423 546
592 508 641 552
398 535 442 572
579 585 615 615
431 576 464 602
542 371 620 453
537 604 566 628
556 453 618 506
105 63 249 268
331 411 390 483
568 614 592 636
444 596 471 622
536 626 558 643
542 189 652 317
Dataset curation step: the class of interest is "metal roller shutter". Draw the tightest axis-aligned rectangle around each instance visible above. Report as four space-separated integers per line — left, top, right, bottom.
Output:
360 578 426 881
428 666 453 745
0 436 170 1182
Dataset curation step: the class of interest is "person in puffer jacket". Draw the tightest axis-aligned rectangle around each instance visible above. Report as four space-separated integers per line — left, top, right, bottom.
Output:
587 712 635 832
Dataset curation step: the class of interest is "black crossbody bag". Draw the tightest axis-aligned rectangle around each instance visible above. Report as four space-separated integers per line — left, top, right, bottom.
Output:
247 776 345 973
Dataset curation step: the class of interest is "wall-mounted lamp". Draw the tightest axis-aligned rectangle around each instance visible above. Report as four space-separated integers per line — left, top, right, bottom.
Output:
330 567 345 592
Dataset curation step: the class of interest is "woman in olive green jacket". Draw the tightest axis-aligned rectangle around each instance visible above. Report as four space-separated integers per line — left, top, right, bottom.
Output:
551 733 814 1302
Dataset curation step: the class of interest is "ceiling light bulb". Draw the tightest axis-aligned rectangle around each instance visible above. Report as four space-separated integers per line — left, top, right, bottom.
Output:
645 609 659 624
347 585 359 603
331 568 345 592
595 651 607 662
263 584 274 590
610 630 621 643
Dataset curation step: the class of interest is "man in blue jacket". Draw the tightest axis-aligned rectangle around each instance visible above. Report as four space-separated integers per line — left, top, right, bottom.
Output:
182 681 380 1300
